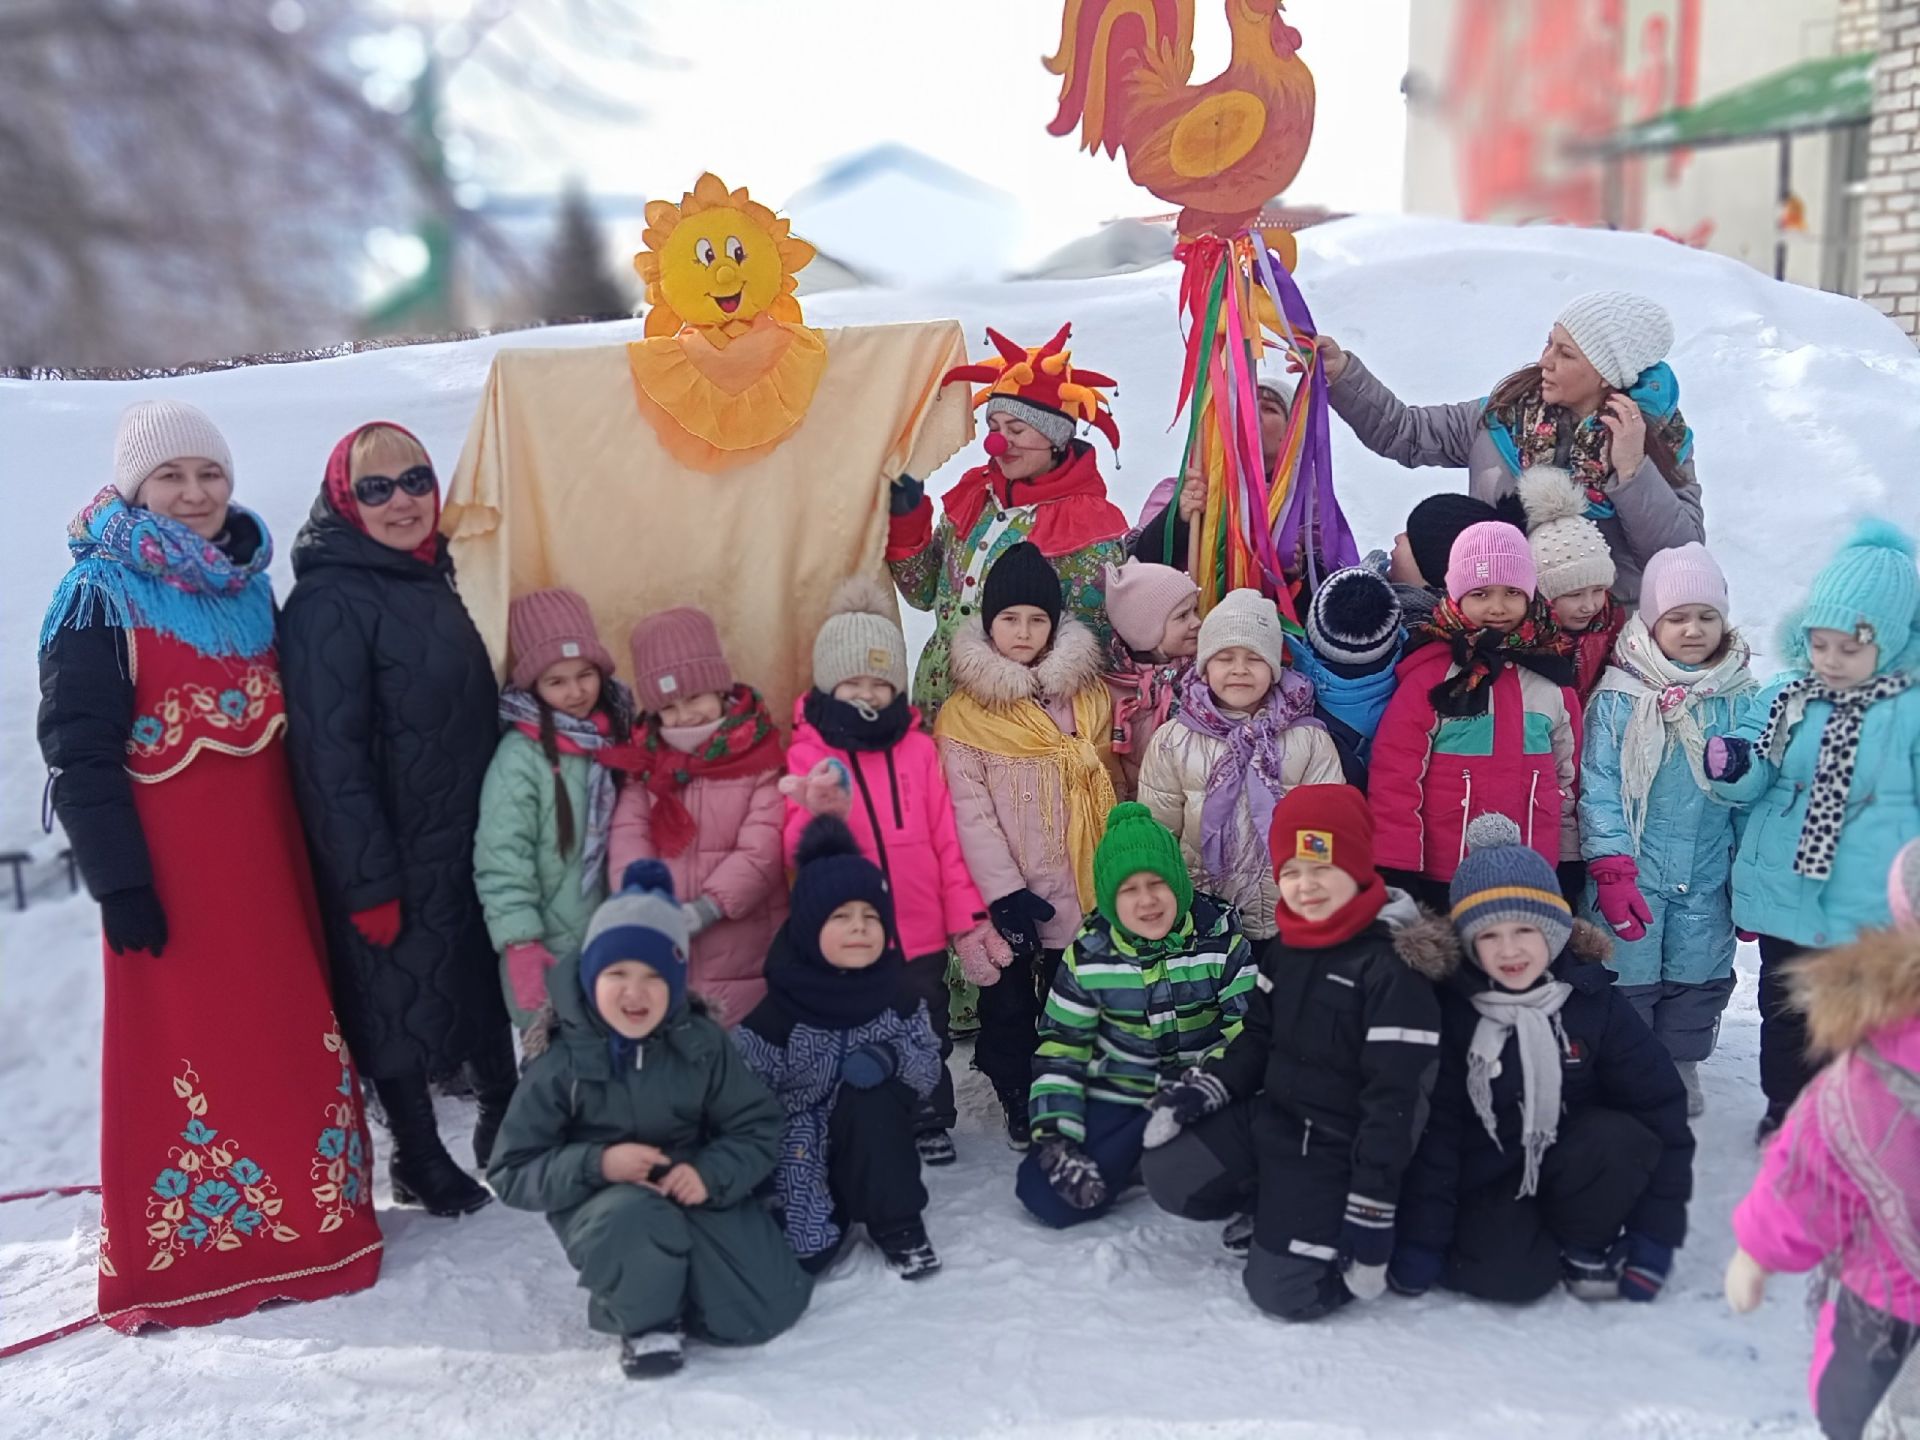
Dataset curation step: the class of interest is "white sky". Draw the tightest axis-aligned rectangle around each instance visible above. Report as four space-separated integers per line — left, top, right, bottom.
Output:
446 0 1410 267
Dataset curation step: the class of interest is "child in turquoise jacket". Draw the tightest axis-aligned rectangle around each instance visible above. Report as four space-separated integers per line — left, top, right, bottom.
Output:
1705 520 1920 1139
1579 544 1754 1117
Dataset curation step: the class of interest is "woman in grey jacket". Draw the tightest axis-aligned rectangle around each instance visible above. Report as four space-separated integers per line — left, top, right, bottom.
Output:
1319 291 1703 609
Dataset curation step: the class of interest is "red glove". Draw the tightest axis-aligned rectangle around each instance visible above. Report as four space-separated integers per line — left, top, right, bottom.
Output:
506 940 556 1013
351 899 402 949
1737 928 1760 944
1588 857 1651 943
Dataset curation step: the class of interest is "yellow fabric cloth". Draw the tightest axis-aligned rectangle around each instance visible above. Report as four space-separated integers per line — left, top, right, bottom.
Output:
933 686 1117 911
444 321 972 727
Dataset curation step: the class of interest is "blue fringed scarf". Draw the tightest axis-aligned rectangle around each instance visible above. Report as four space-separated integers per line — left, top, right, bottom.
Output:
39 486 276 660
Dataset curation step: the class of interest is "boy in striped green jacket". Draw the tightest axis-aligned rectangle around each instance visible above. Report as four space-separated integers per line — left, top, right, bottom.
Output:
1016 802 1256 1227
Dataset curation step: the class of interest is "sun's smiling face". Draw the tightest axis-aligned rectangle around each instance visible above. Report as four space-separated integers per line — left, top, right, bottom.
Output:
635 172 814 341
658 205 785 327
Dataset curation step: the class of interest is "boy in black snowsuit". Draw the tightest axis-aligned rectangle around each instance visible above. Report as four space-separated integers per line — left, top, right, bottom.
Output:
1141 783 1453 1321
1389 813 1694 1305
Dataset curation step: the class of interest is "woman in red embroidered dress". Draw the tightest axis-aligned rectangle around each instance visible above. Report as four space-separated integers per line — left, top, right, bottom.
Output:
36 400 382 1333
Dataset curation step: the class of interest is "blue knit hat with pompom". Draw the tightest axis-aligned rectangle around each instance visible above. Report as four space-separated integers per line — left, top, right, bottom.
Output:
1447 813 1573 958
1802 519 1920 673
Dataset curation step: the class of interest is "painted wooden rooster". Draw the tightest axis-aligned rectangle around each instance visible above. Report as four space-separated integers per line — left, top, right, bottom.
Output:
1045 0 1316 237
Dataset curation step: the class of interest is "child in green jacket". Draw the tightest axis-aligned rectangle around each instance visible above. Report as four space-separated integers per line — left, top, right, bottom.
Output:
487 861 811 1379
475 588 633 1028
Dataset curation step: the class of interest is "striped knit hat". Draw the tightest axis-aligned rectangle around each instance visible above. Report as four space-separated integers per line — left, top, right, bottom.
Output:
1447 813 1572 957
1306 566 1403 668
581 859 690 1018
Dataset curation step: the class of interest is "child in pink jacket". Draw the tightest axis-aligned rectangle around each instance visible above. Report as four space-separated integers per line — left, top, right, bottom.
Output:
782 578 1007 1166
608 607 788 1026
1727 841 1920 1440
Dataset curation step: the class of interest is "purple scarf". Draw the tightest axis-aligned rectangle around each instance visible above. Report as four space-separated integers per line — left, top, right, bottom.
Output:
1176 665 1323 885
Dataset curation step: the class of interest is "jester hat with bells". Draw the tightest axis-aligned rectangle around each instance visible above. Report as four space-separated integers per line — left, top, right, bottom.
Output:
942 323 1121 453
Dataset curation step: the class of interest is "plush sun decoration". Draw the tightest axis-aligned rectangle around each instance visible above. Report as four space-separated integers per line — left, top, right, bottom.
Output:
634 172 815 346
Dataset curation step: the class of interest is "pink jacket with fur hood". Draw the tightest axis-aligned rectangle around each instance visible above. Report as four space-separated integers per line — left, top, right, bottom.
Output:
608 769 788 1026
934 614 1116 951
784 696 986 959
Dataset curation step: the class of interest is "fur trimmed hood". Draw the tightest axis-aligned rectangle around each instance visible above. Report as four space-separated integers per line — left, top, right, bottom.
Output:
948 612 1105 708
1386 901 1463 984
1791 926 1920 1059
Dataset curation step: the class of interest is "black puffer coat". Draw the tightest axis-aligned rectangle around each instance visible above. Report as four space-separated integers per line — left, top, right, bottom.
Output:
279 493 506 1078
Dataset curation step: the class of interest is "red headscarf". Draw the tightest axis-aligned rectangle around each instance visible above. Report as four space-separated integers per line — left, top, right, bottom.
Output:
324 420 442 566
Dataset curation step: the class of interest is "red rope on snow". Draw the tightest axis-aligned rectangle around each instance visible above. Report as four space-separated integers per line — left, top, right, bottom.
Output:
0 1184 102 1204
0 1313 102 1359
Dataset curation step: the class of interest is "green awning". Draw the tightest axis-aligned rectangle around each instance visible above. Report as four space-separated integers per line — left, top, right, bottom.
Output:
1590 52 1874 155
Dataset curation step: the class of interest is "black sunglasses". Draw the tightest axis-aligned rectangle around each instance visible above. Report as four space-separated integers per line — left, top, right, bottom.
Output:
353 465 436 508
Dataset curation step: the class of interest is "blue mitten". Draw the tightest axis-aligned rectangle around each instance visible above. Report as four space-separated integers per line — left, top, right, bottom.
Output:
840 1044 896 1091
1387 1243 1445 1298
1341 1194 1396 1301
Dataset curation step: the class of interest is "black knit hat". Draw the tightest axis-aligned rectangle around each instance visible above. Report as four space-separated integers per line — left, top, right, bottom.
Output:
1306 566 1403 669
1405 493 1500 589
981 541 1064 631
789 815 897 963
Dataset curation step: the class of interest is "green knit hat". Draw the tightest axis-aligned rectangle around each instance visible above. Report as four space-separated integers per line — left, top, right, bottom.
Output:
1095 803 1193 932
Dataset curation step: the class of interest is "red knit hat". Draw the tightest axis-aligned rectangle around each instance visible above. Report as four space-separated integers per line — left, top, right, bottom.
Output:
941 323 1121 451
508 588 615 692
629 607 732 713
1268 783 1376 886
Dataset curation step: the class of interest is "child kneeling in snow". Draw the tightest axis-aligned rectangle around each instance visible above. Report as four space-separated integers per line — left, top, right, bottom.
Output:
487 862 809 1379
1141 784 1450 1321
1390 814 1693 1306
735 816 945 1280
1019 802 1256 1228
1727 842 1920 1440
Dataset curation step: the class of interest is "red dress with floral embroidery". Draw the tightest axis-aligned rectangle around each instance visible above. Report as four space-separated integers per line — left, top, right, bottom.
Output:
98 627 382 1331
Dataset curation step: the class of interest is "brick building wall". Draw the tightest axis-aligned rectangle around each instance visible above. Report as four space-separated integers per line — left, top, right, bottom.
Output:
1859 0 1920 339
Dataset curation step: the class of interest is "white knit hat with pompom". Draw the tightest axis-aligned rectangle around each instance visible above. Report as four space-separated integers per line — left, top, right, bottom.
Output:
1518 465 1615 601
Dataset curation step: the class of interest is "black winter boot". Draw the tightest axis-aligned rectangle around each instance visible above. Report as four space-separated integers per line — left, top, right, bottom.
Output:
466 1030 520 1172
374 1074 492 1217
995 1086 1031 1152
872 1220 941 1280
619 1324 685 1379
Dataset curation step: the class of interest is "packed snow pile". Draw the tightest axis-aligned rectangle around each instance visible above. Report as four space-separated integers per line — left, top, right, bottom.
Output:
5 214 1918 1438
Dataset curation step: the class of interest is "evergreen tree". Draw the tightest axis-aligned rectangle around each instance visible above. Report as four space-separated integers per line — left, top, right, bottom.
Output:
541 183 629 321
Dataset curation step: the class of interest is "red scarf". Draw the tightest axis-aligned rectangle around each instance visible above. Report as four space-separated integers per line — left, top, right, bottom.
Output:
1275 874 1388 949
603 684 783 858
323 421 442 565
940 443 1127 557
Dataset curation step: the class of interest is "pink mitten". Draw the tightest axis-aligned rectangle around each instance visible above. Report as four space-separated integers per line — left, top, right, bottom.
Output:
780 758 852 819
1588 856 1652 943
507 940 557 1013
953 919 1010 988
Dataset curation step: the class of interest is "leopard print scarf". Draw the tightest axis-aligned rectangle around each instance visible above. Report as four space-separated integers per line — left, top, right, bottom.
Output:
1755 672 1914 880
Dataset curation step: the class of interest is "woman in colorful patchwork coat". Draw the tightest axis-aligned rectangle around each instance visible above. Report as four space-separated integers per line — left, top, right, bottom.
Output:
887 323 1129 722
37 401 383 1332
1318 291 1703 609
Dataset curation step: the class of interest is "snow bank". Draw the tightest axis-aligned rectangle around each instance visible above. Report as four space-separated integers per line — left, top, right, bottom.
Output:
4 213 1910 1436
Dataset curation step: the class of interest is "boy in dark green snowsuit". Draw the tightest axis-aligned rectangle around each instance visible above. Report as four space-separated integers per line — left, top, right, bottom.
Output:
488 859 811 1378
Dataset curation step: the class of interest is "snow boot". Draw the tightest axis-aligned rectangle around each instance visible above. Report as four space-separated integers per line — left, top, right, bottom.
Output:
466 1032 520 1172
1561 1244 1620 1301
374 1074 492 1217
1221 1212 1255 1257
619 1324 685 1379
1676 1061 1704 1119
873 1220 941 1281
996 1086 1031 1152
915 1130 958 1167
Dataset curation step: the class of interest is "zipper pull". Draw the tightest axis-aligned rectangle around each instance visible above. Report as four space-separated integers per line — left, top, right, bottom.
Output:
41 769 60 833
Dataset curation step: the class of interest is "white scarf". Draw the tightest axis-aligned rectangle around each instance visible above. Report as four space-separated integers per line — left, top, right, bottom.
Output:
1467 979 1573 1198
1590 619 1755 851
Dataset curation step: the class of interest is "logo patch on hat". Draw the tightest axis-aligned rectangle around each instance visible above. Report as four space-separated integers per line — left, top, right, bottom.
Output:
561 642 581 658
1296 830 1334 863
867 647 892 671
658 674 679 694
1474 560 1490 579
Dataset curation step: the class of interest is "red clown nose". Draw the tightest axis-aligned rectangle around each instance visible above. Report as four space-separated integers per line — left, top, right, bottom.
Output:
983 431 1009 458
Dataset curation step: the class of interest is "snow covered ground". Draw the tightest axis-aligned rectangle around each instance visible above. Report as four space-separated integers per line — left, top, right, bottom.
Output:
7 213 1920 1436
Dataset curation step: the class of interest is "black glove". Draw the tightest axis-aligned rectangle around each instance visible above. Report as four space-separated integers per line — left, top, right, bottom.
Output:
102 885 168 957
1341 1194 1396 1300
1387 1243 1444 1298
1153 1067 1232 1127
1705 735 1752 784
888 473 926 517
989 889 1056 960
1034 1136 1107 1211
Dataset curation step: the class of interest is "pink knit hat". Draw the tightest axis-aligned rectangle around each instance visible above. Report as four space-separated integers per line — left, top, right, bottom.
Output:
507 588 614 693
1638 542 1730 627
1890 839 1920 933
629 607 732 713
1446 521 1536 601
1103 559 1199 654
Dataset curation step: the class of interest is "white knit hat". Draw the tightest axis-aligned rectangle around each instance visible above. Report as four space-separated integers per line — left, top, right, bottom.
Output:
812 576 909 696
1518 466 1615 600
113 400 234 503
1196 588 1286 675
1554 291 1674 389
